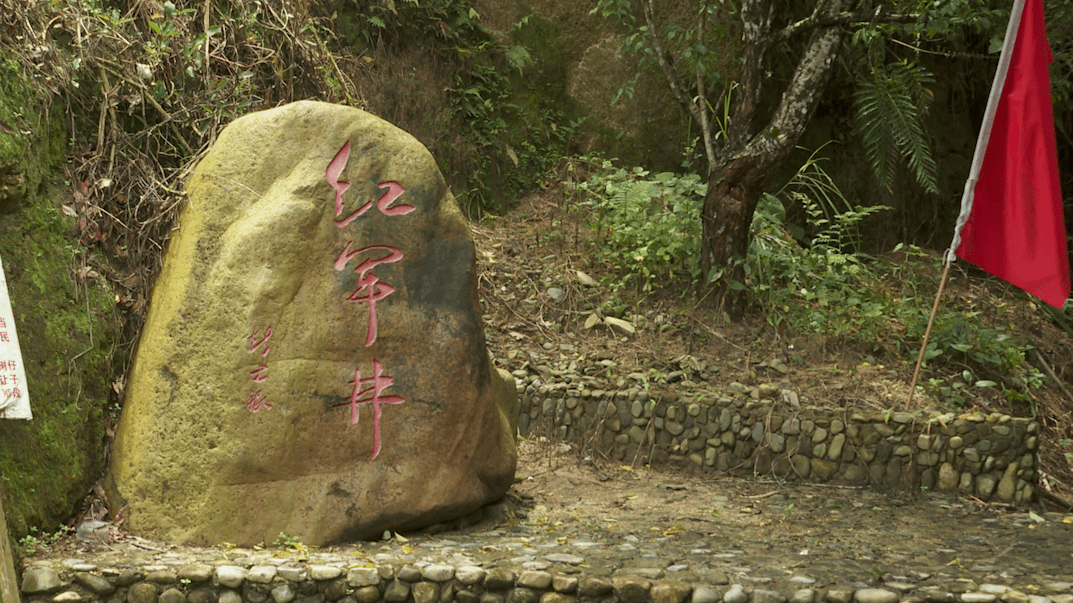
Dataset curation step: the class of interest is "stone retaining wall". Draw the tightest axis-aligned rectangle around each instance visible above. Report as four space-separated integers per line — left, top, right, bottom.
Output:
18 558 1073 603
515 376 1039 505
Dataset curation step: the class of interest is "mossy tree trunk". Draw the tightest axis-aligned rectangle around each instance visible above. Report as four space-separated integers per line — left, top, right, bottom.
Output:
698 0 848 317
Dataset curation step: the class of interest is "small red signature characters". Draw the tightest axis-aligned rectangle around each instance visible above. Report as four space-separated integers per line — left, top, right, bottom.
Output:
333 360 404 459
246 327 273 412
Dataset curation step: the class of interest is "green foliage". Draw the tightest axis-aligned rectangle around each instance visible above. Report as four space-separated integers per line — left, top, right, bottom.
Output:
569 159 705 295
747 152 891 338
0 53 117 541
16 525 72 558
851 60 939 194
342 1 575 214
745 152 1042 409
273 532 310 554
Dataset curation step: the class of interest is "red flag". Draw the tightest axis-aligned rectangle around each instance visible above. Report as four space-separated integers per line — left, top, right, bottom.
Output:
954 0 1070 308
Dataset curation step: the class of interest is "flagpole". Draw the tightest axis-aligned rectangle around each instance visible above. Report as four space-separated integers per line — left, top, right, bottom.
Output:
907 0 1026 407
907 259 952 407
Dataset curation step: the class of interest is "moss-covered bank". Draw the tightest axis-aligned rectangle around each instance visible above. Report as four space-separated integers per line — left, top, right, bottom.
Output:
0 53 118 539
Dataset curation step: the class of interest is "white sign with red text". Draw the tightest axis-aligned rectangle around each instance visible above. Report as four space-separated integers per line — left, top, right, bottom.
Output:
0 257 30 420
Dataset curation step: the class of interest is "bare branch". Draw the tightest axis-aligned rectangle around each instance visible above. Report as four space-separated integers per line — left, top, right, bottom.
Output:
640 0 718 168
776 5 920 42
744 0 849 167
726 0 772 149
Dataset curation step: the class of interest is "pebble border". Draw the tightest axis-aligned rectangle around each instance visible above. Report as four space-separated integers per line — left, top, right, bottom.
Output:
18 558 1073 603
513 368 1040 505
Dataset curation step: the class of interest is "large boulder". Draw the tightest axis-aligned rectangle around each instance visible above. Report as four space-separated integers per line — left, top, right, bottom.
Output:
105 101 518 546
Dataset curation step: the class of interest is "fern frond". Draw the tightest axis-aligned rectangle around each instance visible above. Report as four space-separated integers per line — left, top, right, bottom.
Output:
852 61 939 194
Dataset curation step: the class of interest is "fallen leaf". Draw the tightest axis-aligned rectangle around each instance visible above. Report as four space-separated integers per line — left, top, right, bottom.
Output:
60 204 77 217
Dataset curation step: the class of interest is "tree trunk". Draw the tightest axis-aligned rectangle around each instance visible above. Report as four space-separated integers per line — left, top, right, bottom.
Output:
700 0 848 318
701 152 783 318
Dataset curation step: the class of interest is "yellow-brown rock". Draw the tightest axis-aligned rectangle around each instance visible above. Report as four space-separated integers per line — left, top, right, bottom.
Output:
105 101 517 546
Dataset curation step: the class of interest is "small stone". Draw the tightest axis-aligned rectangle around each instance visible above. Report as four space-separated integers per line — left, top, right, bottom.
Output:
546 288 567 303
518 572 553 591
160 589 188 603
272 585 297 603
575 271 597 287
960 595 996 603
724 585 748 603
552 575 578 594
325 578 349 602
354 586 380 603
413 582 440 603
1001 591 1028 603
75 573 117 596
692 586 723 603
507 589 538 603
793 590 816 603
754 591 787 603
188 589 219 603
248 567 278 584
544 553 585 566
457 567 486 586
485 568 517 590
578 576 613 598
22 567 63 594
178 566 215 583
220 591 244 603
311 566 344 581
384 579 410 603
856 590 898 603
129 583 160 603
583 314 602 330
612 576 652 603
423 565 455 583
279 567 308 582
922 590 953 603
604 316 636 336
147 571 178 585
540 595 576 603
348 568 382 588
216 566 248 589
53 591 83 603
826 588 855 603
652 581 693 603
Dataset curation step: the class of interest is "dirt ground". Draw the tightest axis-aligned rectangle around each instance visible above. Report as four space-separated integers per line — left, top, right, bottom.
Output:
474 189 1073 511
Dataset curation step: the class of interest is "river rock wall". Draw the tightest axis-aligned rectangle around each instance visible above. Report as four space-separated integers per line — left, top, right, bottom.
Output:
514 372 1038 505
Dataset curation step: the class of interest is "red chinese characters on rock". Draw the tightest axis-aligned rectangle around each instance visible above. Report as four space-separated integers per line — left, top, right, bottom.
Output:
334 243 402 347
326 140 415 458
246 327 273 412
332 360 404 459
